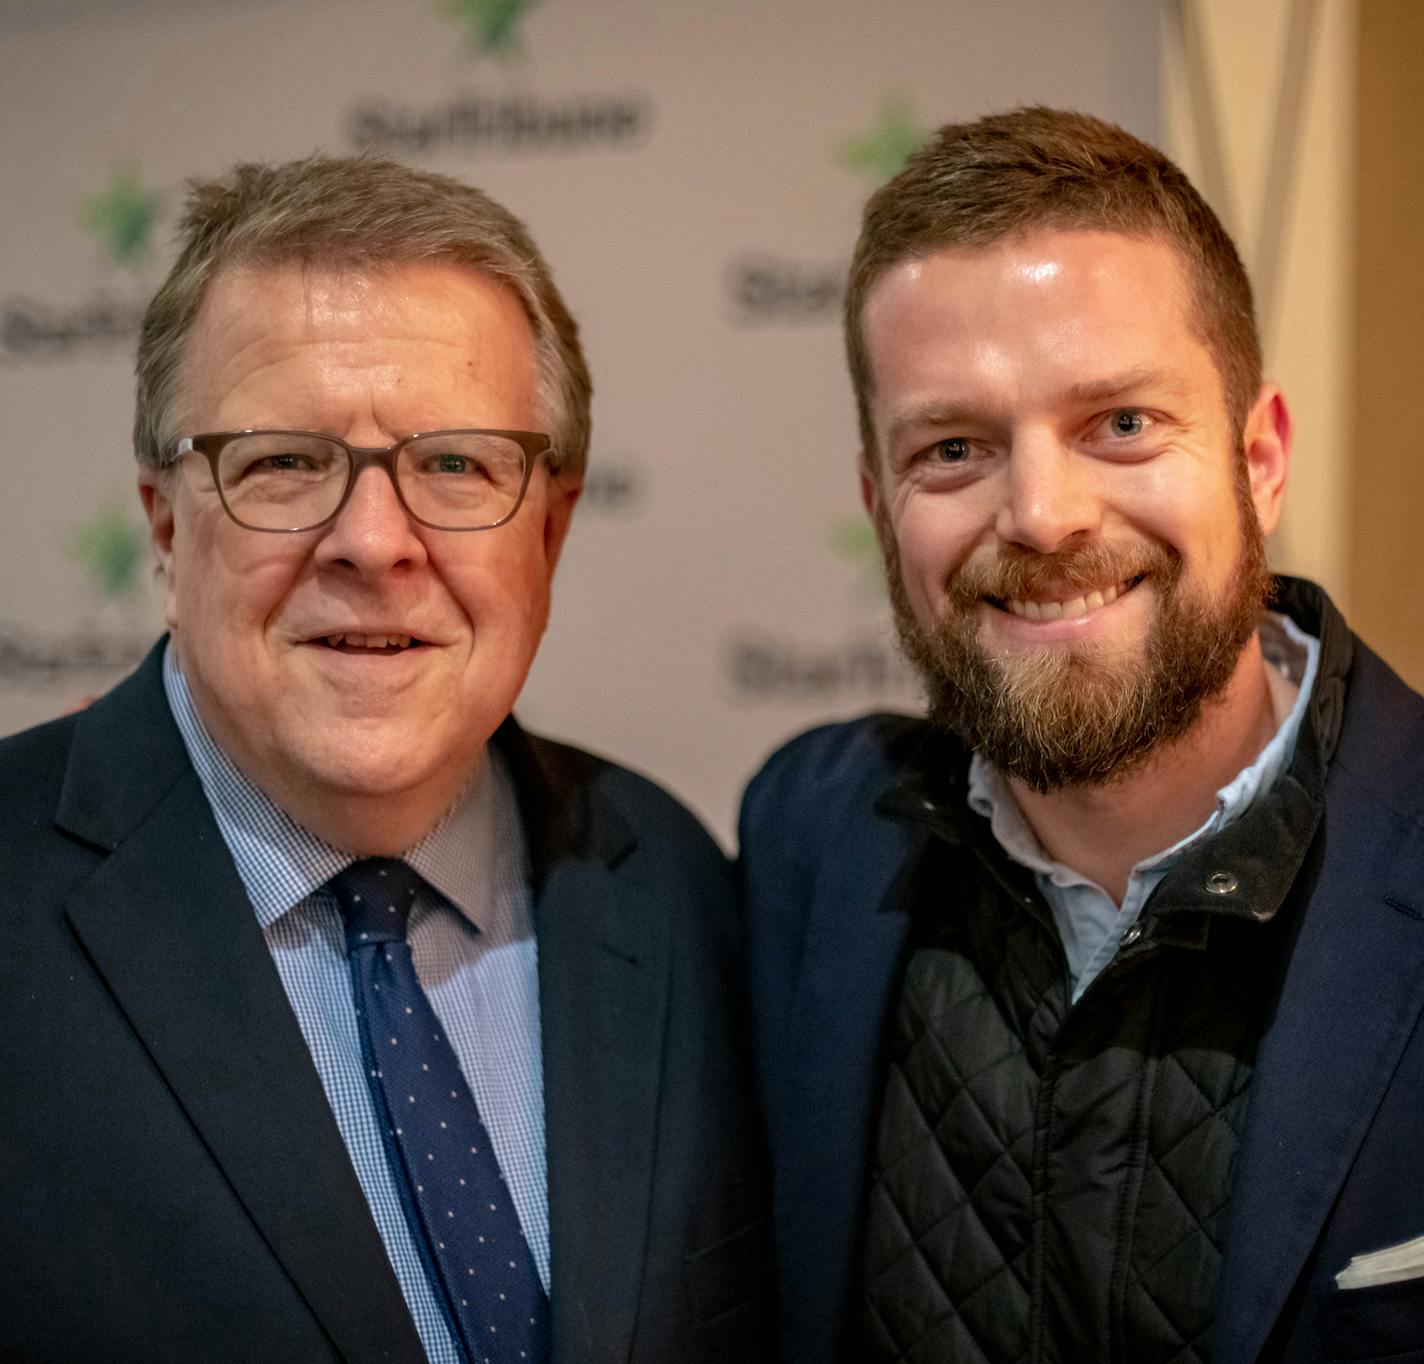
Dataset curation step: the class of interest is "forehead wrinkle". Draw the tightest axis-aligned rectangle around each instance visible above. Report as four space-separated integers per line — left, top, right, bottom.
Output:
1058 365 1195 408
184 263 536 440
886 361 1198 439
884 399 988 449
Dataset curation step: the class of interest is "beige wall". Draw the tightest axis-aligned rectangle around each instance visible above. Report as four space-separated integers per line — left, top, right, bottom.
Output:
1163 0 1424 690
0 0 1160 844
1349 0 1424 689
1162 0 1355 607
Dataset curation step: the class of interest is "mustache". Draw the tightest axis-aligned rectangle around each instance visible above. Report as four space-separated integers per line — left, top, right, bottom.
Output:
945 540 1178 608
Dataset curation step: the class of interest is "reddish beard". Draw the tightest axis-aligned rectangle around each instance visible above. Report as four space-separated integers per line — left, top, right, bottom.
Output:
880 478 1272 792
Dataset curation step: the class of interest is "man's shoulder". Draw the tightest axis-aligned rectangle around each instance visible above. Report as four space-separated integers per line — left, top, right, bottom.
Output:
1277 578 1424 827
1333 633 1424 821
0 708 81 827
739 712 929 859
744 712 927 810
509 723 729 870
0 648 197 892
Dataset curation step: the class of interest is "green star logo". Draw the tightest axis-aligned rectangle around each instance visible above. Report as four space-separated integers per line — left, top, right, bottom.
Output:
826 512 889 603
83 168 160 265
840 95 925 185
827 513 881 568
70 503 146 600
443 0 536 57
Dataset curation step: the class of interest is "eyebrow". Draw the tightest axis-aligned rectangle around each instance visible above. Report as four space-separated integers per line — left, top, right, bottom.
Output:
882 366 1190 450
1059 366 1189 406
883 401 982 452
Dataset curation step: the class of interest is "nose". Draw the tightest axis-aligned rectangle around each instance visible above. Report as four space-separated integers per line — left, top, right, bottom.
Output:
994 431 1103 553
313 465 429 576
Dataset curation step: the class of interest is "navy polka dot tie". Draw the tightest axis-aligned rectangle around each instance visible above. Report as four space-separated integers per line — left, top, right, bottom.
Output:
330 858 549 1363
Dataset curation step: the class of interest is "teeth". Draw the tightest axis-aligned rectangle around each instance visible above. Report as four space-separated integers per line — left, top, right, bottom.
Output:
1005 580 1124 621
323 632 414 649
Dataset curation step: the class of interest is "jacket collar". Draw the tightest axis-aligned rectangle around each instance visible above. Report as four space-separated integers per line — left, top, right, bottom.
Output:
493 718 671 1364
829 580 1424 1362
56 646 670 1364
491 715 635 887
55 641 427 1363
1211 586 1424 1361
877 576 1352 935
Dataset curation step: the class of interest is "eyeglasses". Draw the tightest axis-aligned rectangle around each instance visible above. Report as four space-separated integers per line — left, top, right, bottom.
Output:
174 428 556 532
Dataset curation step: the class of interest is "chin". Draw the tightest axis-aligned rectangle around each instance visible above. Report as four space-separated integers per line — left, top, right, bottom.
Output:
286 729 451 799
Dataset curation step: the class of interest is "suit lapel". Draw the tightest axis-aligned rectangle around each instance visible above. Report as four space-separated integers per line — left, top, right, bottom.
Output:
1213 817 1424 1363
498 723 670 1364
779 803 924 1362
57 651 423 1364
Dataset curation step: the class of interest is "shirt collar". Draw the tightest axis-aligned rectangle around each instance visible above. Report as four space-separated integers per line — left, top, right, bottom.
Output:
162 642 522 935
966 610 1321 888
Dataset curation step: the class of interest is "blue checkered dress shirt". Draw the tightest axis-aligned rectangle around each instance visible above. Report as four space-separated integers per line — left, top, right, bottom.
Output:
162 644 549 1364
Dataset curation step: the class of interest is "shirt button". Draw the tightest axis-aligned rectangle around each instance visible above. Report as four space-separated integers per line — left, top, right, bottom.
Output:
1205 870 1239 895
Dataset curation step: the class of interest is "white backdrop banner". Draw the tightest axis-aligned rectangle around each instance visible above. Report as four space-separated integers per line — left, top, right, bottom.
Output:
0 0 1158 843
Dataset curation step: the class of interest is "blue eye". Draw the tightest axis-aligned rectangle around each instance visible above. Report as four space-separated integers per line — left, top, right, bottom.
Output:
1109 410 1145 437
932 437 970 463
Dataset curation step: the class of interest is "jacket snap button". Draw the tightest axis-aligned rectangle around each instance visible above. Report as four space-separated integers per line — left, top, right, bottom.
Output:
1205 870 1239 895
1122 923 1143 946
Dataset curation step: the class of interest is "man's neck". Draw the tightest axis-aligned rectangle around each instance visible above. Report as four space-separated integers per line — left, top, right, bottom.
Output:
261 779 465 857
164 641 478 858
1006 634 1281 905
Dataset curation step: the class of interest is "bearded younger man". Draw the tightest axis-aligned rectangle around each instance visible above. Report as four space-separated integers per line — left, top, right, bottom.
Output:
0 156 771 1364
741 108 1424 1364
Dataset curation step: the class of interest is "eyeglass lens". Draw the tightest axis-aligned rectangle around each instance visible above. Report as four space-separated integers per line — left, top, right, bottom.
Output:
214 432 529 531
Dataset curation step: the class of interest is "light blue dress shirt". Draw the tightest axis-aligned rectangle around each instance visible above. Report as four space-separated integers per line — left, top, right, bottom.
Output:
162 644 548 1364
969 612 1321 1003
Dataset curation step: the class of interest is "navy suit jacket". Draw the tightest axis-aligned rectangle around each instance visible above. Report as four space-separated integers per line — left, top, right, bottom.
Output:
740 582 1424 1364
0 643 772 1363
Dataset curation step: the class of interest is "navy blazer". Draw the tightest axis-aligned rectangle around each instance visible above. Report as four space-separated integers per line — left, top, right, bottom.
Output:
740 581 1424 1364
0 643 773 1363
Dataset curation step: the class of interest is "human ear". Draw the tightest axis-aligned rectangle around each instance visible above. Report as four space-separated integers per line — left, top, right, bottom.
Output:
1241 384 1291 537
540 471 581 576
859 452 883 522
137 466 180 630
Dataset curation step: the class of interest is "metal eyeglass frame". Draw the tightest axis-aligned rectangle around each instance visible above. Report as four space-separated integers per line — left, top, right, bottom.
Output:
174 427 556 533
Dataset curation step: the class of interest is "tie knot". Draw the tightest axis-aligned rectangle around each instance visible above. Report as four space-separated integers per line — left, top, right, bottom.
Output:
329 857 423 952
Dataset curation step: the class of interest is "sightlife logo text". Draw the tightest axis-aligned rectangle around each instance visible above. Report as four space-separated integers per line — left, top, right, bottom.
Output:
0 504 154 694
347 0 652 156
722 513 913 704
726 94 927 327
350 95 649 156
2 168 159 364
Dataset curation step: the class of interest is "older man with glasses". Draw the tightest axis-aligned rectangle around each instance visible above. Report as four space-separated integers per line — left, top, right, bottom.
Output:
0 156 771 1364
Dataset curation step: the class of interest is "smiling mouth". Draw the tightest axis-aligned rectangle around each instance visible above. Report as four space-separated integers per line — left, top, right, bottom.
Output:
319 632 425 654
988 575 1143 622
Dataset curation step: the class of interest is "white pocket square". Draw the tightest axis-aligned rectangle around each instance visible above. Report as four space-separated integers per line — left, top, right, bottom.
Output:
1335 1233 1424 1290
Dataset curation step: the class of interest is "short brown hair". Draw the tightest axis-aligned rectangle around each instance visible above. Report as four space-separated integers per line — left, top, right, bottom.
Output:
846 106 1261 460
134 154 592 476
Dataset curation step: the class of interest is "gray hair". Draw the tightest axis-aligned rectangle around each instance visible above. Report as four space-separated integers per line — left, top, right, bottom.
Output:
134 154 592 476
